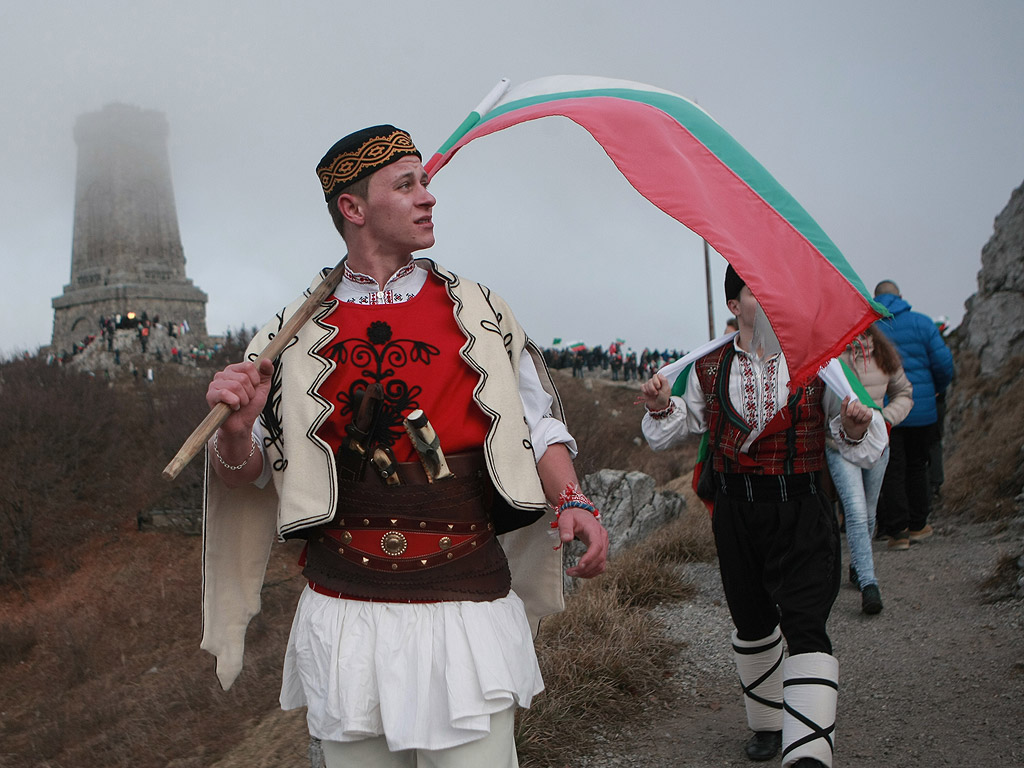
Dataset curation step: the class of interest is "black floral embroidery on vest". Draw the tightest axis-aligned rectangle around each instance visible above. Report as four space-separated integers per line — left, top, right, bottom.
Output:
321 320 440 448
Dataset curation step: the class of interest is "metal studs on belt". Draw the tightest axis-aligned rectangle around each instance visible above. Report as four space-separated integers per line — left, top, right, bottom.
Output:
341 531 353 545
381 531 408 556
438 536 452 550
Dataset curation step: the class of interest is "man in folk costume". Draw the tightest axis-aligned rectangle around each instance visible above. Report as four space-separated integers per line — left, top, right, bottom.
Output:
638 266 886 768
203 126 608 767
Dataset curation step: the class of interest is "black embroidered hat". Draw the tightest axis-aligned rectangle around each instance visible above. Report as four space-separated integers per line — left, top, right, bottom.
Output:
316 125 421 202
724 264 746 301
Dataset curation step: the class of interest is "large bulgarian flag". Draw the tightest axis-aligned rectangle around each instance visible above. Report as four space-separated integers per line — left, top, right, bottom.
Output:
425 75 886 388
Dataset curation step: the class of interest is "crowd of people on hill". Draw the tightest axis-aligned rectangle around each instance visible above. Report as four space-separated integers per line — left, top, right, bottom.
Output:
542 344 686 381
49 310 209 367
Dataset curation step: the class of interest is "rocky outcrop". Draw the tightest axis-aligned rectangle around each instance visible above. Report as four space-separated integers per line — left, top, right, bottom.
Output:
958 181 1024 375
581 469 686 557
944 179 1024 595
559 469 686 589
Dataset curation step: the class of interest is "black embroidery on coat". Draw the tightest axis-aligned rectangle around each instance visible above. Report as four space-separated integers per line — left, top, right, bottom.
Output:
320 320 440 448
477 284 514 361
249 308 297 471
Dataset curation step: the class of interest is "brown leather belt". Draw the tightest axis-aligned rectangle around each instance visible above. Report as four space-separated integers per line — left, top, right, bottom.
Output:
318 515 495 573
303 451 512 602
351 450 544 536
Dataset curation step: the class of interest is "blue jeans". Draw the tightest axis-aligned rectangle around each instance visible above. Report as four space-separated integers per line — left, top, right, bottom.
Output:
825 444 890 589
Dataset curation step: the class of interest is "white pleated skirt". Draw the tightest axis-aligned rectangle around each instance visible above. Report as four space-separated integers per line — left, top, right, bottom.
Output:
280 585 544 751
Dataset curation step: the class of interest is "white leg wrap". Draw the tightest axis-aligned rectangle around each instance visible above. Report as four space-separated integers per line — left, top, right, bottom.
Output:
782 652 839 768
731 626 784 732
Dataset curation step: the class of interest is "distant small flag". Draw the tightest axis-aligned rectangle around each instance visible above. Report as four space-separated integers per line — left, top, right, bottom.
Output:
552 337 562 345
569 341 587 353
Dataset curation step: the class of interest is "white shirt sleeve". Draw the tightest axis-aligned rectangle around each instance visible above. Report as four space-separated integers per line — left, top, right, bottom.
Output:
517 347 577 462
641 368 709 451
823 387 888 468
250 418 273 489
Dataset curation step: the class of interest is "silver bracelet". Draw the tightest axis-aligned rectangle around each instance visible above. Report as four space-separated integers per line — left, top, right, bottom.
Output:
213 431 257 471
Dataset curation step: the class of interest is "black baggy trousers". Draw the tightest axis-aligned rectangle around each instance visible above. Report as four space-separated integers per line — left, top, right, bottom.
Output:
712 472 841 656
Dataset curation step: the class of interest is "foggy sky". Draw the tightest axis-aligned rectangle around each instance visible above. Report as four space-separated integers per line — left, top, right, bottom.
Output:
3 1 1023 358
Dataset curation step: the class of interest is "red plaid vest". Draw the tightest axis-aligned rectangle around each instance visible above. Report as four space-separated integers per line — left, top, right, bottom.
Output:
695 343 825 476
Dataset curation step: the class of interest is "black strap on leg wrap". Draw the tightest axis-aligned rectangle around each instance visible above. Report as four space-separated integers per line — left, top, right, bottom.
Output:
781 676 838 759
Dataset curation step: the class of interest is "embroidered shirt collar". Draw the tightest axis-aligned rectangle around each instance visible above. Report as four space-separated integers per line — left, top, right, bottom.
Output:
731 337 782 366
335 260 426 305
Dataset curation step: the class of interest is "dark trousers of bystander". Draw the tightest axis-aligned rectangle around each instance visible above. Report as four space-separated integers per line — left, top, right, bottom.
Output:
878 424 938 536
712 473 840 656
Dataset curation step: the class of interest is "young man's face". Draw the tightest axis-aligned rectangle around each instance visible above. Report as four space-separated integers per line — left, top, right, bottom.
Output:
360 156 436 255
726 285 760 334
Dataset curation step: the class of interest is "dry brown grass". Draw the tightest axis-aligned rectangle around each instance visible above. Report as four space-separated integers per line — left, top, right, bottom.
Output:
942 350 1024 522
515 508 715 767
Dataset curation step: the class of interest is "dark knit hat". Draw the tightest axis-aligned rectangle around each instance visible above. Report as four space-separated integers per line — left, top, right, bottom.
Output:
724 264 746 301
316 125 421 201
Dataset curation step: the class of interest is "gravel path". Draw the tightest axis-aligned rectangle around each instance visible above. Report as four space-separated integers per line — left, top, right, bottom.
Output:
573 513 1024 767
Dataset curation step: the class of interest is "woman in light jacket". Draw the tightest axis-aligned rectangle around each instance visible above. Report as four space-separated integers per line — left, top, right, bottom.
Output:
827 323 913 615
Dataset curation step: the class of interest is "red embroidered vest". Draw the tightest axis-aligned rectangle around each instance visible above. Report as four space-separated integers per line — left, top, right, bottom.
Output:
695 344 825 476
314 274 491 460
301 276 513 602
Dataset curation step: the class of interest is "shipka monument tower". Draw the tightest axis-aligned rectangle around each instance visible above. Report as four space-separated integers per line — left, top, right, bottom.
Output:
51 104 207 353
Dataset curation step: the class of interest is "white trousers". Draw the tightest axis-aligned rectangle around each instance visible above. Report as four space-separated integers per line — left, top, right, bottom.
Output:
321 706 518 768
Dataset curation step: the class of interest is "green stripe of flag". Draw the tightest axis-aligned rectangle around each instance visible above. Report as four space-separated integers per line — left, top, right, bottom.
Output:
838 357 880 410
478 88 883 313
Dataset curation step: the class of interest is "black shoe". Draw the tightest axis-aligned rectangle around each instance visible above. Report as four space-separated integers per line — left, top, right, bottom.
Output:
861 583 883 615
848 565 859 588
792 759 826 767
744 730 781 761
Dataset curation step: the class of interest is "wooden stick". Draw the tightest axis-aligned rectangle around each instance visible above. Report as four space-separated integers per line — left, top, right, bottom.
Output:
161 260 347 481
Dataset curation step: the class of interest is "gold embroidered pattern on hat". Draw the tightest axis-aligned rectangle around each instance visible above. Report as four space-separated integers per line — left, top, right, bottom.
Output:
318 130 418 197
